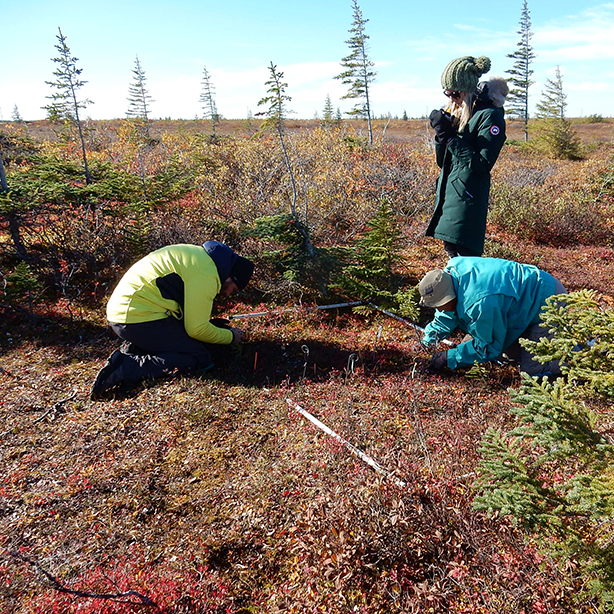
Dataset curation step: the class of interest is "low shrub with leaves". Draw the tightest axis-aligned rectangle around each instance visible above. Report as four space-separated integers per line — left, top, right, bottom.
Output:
474 290 614 606
489 149 614 247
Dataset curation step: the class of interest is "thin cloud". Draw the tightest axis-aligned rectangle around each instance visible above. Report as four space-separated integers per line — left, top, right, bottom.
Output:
534 4 614 56
565 80 611 94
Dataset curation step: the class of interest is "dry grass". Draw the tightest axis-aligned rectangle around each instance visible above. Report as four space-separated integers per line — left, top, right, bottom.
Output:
4 116 613 147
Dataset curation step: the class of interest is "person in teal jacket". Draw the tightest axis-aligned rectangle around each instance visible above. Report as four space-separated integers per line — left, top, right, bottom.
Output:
90 242 254 399
418 257 567 376
426 56 508 258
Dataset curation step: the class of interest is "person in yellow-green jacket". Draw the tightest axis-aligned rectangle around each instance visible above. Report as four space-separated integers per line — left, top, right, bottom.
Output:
90 241 254 400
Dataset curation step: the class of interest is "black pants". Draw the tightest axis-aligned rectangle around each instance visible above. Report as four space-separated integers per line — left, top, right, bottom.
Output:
502 278 568 377
108 318 217 386
443 241 481 259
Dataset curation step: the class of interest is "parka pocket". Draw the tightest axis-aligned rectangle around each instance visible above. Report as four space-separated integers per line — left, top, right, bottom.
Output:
451 176 475 205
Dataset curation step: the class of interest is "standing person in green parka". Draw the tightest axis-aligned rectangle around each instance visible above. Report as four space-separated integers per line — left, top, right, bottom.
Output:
426 56 509 258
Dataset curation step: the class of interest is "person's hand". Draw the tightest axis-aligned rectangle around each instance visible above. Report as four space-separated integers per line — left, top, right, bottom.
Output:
429 109 456 143
230 327 245 344
425 350 448 374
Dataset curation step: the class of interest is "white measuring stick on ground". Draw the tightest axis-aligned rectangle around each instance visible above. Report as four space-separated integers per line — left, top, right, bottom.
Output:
367 302 455 347
229 301 365 320
286 399 406 488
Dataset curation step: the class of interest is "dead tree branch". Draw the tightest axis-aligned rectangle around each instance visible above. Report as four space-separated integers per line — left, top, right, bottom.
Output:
9 551 158 607
33 391 77 425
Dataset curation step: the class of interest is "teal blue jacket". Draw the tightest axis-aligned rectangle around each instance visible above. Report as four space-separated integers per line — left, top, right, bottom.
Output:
422 257 556 369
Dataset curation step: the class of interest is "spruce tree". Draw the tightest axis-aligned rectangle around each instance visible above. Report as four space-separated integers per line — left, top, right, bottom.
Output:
322 94 335 126
332 198 412 312
506 0 535 142
243 109 255 135
335 0 376 145
43 27 92 184
199 66 219 138
474 290 614 604
126 56 156 198
126 56 154 139
257 62 314 257
11 105 24 123
535 66 581 159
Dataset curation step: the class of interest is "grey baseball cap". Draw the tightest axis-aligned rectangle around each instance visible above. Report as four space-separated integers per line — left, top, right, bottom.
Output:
419 269 456 307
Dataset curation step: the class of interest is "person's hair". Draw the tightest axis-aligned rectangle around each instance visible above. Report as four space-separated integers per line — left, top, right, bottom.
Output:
448 92 475 132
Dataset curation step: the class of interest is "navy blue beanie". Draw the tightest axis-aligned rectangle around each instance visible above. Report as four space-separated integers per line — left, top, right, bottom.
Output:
203 241 254 290
230 255 254 290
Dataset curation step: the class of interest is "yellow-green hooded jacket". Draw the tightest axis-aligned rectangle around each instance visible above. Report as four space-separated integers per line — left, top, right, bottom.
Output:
106 244 233 345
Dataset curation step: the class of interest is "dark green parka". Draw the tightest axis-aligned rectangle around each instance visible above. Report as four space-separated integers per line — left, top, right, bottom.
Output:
426 100 506 256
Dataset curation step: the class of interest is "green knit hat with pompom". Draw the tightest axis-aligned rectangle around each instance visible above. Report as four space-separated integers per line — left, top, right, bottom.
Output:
441 56 491 93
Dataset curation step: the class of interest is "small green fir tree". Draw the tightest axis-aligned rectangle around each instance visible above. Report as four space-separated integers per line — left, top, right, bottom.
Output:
200 66 219 138
126 56 154 140
322 94 335 127
534 66 582 160
474 290 614 605
246 213 337 299
332 198 415 316
11 105 24 123
43 27 92 184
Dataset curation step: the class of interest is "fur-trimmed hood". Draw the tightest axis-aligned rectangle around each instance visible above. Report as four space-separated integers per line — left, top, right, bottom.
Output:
479 77 509 108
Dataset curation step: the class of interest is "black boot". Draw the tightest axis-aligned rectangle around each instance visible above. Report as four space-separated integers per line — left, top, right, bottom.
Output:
90 350 125 400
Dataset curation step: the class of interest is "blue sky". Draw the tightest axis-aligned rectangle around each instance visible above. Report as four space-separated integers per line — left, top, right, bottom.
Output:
3 0 614 121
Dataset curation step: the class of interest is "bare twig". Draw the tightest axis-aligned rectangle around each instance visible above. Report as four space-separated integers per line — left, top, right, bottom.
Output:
411 403 433 476
9 551 157 607
33 392 77 425
0 392 78 439
344 353 358 386
379 116 392 143
301 345 310 381
0 364 14 377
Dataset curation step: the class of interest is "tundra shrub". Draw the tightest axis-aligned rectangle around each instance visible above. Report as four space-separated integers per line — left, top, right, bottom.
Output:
490 150 614 247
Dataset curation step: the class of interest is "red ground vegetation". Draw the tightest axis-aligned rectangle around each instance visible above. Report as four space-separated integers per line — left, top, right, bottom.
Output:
1 120 613 612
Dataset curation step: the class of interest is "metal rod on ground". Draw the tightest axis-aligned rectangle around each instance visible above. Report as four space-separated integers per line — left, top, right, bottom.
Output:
367 302 455 347
229 300 365 321
286 399 406 488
